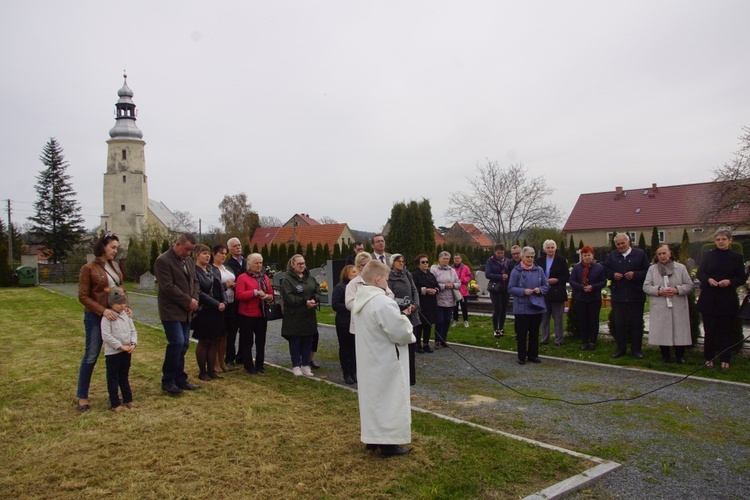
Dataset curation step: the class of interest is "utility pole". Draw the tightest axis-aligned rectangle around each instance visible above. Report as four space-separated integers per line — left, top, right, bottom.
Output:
5 199 12 267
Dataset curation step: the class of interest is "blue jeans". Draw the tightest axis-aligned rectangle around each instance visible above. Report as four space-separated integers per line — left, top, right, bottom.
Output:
76 312 103 399
161 320 191 386
436 306 453 343
288 335 313 367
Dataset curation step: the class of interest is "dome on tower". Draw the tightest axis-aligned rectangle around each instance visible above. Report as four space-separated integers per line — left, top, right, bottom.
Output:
109 73 143 140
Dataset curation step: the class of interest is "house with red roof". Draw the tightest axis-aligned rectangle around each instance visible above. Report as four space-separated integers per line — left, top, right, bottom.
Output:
562 182 750 247
249 223 356 251
443 222 494 249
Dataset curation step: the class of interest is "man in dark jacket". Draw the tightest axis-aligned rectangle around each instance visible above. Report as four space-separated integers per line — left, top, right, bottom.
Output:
536 240 570 346
603 233 650 359
224 237 246 366
154 233 200 394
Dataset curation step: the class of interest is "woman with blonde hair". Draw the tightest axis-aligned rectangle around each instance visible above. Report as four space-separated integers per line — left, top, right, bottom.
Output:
430 251 460 347
280 254 321 376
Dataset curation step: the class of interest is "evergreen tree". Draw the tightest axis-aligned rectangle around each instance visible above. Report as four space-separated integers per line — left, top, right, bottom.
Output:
419 199 436 258
243 243 251 257
295 242 303 258
568 235 576 263
322 243 330 263
29 138 85 262
261 244 269 263
559 238 566 261
305 242 314 263
125 237 149 281
638 233 648 254
313 242 324 267
252 243 259 254
650 226 660 257
679 229 691 265
150 240 159 273
0 245 11 287
161 239 170 253
610 230 617 250
269 243 279 268
332 243 342 260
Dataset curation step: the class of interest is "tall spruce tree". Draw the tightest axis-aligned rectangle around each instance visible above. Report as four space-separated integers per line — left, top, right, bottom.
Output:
29 138 84 262
650 226 660 257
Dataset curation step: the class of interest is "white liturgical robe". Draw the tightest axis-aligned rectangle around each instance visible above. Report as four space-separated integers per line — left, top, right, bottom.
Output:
352 284 416 445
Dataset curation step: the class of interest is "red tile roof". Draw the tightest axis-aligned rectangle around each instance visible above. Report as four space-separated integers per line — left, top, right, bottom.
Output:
252 224 349 250
249 227 280 248
459 223 495 247
563 181 749 231
433 229 445 246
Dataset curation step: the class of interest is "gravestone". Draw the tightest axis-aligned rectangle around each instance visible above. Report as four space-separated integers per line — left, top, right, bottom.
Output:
137 271 156 291
474 270 490 297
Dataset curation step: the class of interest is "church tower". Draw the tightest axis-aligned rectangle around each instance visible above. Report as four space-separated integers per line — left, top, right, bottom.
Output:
100 74 148 246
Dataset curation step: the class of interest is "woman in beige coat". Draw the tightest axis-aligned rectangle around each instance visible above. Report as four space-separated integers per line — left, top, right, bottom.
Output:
643 245 694 364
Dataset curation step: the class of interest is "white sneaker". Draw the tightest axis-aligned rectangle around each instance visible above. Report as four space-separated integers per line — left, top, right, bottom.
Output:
452 320 458 327
464 320 469 328
301 365 314 377
292 366 303 376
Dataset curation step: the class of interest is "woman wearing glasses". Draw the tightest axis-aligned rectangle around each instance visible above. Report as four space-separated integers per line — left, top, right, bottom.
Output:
388 254 420 385
411 254 439 352
281 254 322 377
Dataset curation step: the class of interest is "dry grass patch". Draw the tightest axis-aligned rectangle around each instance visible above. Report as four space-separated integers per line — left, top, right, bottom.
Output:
0 288 590 498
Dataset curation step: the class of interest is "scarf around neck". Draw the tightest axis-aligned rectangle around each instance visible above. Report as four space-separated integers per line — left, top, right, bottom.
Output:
657 260 675 277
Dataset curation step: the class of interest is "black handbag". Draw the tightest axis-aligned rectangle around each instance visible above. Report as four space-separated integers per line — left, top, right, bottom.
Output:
264 301 283 321
487 281 502 293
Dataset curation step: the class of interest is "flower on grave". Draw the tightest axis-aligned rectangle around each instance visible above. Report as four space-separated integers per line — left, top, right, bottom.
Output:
602 288 609 298
468 280 480 295
319 282 328 293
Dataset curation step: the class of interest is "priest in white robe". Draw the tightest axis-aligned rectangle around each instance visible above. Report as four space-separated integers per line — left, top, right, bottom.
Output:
352 260 416 457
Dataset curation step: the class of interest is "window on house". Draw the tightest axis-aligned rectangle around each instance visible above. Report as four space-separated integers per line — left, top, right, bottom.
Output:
659 231 665 242
122 175 126 183
121 205 126 211
733 204 740 210
122 149 126 160
635 208 641 213
643 190 648 195
628 232 637 242
692 228 704 233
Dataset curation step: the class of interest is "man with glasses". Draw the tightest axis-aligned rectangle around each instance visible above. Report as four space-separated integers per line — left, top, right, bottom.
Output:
154 233 200 394
371 235 391 266
345 241 364 266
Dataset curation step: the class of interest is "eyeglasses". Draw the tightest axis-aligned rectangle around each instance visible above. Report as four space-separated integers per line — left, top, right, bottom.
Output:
419 260 429 264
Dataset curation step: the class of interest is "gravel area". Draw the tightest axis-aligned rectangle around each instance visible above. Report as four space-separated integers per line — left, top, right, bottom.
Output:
48 284 750 499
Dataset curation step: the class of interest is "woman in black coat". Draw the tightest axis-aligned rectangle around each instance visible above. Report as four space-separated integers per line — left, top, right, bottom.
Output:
192 244 227 381
411 254 439 353
569 246 607 350
332 265 357 384
696 229 746 370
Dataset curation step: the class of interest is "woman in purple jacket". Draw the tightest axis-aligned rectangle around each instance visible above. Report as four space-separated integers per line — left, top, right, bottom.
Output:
485 244 512 337
508 247 549 365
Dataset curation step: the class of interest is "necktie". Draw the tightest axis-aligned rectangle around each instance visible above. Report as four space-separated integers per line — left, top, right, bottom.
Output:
380 255 385 263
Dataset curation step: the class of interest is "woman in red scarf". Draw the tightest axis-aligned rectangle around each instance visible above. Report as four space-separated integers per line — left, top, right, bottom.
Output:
569 246 607 351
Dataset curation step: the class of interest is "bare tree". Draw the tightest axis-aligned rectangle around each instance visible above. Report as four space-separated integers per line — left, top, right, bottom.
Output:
317 216 338 224
259 215 283 227
445 160 562 247
218 193 259 240
705 126 750 228
171 210 197 232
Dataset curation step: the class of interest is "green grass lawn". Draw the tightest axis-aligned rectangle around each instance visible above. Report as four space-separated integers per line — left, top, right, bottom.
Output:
0 287 590 498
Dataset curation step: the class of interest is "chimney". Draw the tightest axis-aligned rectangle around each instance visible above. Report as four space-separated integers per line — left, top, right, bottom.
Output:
615 186 623 196
651 183 658 192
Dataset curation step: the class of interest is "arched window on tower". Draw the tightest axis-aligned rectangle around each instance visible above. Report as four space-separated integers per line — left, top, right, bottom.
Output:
122 149 127 160
121 205 126 212
122 175 126 183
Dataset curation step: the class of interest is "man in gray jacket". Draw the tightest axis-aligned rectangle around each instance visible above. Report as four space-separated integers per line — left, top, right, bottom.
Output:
154 233 200 394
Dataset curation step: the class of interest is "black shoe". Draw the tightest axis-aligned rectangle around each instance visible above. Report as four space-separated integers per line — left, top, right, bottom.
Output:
517 359 526 365
245 369 258 375
162 383 183 395
226 361 236 368
77 403 91 413
440 341 448 347
528 358 542 364
611 351 625 359
380 445 411 457
310 360 321 369
633 353 644 360
416 345 423 353
257 367 266 374
422 344 433 353
365 444 379 451
580 344 589 351
344 375 355 384
588 343 596 350
177 382 201 391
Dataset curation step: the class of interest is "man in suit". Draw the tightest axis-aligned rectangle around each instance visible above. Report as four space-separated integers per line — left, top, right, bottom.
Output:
603 233 650 359
224 237 246 366
345 241 364 266
371 234 391 266
536 240 570 346
154 233 200 394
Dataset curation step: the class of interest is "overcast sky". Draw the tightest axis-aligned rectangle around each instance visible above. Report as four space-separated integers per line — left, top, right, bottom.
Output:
2 1 749 235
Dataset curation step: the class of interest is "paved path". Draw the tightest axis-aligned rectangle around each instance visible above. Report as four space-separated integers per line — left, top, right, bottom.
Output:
49 284 750 498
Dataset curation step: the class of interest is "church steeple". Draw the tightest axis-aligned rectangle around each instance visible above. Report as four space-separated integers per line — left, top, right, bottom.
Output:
108 72 143 140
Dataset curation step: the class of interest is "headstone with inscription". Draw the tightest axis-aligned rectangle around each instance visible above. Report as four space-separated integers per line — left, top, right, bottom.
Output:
137 271 156 291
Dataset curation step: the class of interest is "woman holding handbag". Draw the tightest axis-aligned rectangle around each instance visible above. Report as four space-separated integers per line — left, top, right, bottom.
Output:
192 245 227 381
235 253 274 375
281 254 322 377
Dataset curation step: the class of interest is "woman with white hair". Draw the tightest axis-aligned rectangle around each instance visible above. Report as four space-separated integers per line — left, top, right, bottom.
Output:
508 246 549 365
430 251 461 348
235 253 274 374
